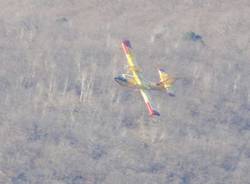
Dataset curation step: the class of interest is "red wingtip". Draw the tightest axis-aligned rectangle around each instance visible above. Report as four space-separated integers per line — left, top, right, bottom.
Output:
121 40 132 54
146 102 160 116
151 110 160 116
122 40 132 48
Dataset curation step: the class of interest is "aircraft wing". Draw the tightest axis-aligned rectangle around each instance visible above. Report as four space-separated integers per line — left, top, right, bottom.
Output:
121 40 138 69
121 40 142 85
140 89 160 116
121 40 160 116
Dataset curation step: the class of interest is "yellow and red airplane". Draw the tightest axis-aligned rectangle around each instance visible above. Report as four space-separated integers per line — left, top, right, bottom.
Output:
114 40 175 116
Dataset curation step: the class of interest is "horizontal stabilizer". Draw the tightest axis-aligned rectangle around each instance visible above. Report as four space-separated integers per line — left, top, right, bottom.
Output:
158 68 169 81
167 85 175 97
159 68 165 72
158 68 174 89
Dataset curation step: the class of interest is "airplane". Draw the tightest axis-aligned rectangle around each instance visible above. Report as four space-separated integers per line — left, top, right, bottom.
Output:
114 40 176 116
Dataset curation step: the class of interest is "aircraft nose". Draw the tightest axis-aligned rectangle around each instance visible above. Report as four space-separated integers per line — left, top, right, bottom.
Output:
114 77 120 82
114 76 127 82
114 77 123 84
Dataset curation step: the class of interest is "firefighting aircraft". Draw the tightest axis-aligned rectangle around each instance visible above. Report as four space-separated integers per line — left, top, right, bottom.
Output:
114 40 175 116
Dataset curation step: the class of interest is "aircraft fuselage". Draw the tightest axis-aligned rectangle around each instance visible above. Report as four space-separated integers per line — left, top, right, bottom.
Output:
114 74 162 91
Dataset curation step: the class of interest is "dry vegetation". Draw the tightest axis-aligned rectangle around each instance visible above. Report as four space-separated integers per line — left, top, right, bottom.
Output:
0 0 250 183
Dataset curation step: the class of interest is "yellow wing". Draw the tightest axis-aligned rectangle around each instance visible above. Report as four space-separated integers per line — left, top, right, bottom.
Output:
121 40 142 85
140 89 160 116
121 40 160 116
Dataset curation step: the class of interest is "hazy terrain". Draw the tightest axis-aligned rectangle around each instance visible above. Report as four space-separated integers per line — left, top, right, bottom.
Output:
0 0 250 183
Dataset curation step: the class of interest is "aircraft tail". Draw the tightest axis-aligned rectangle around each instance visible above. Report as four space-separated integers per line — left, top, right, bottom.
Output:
158 69 168 82
158 68 175 96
